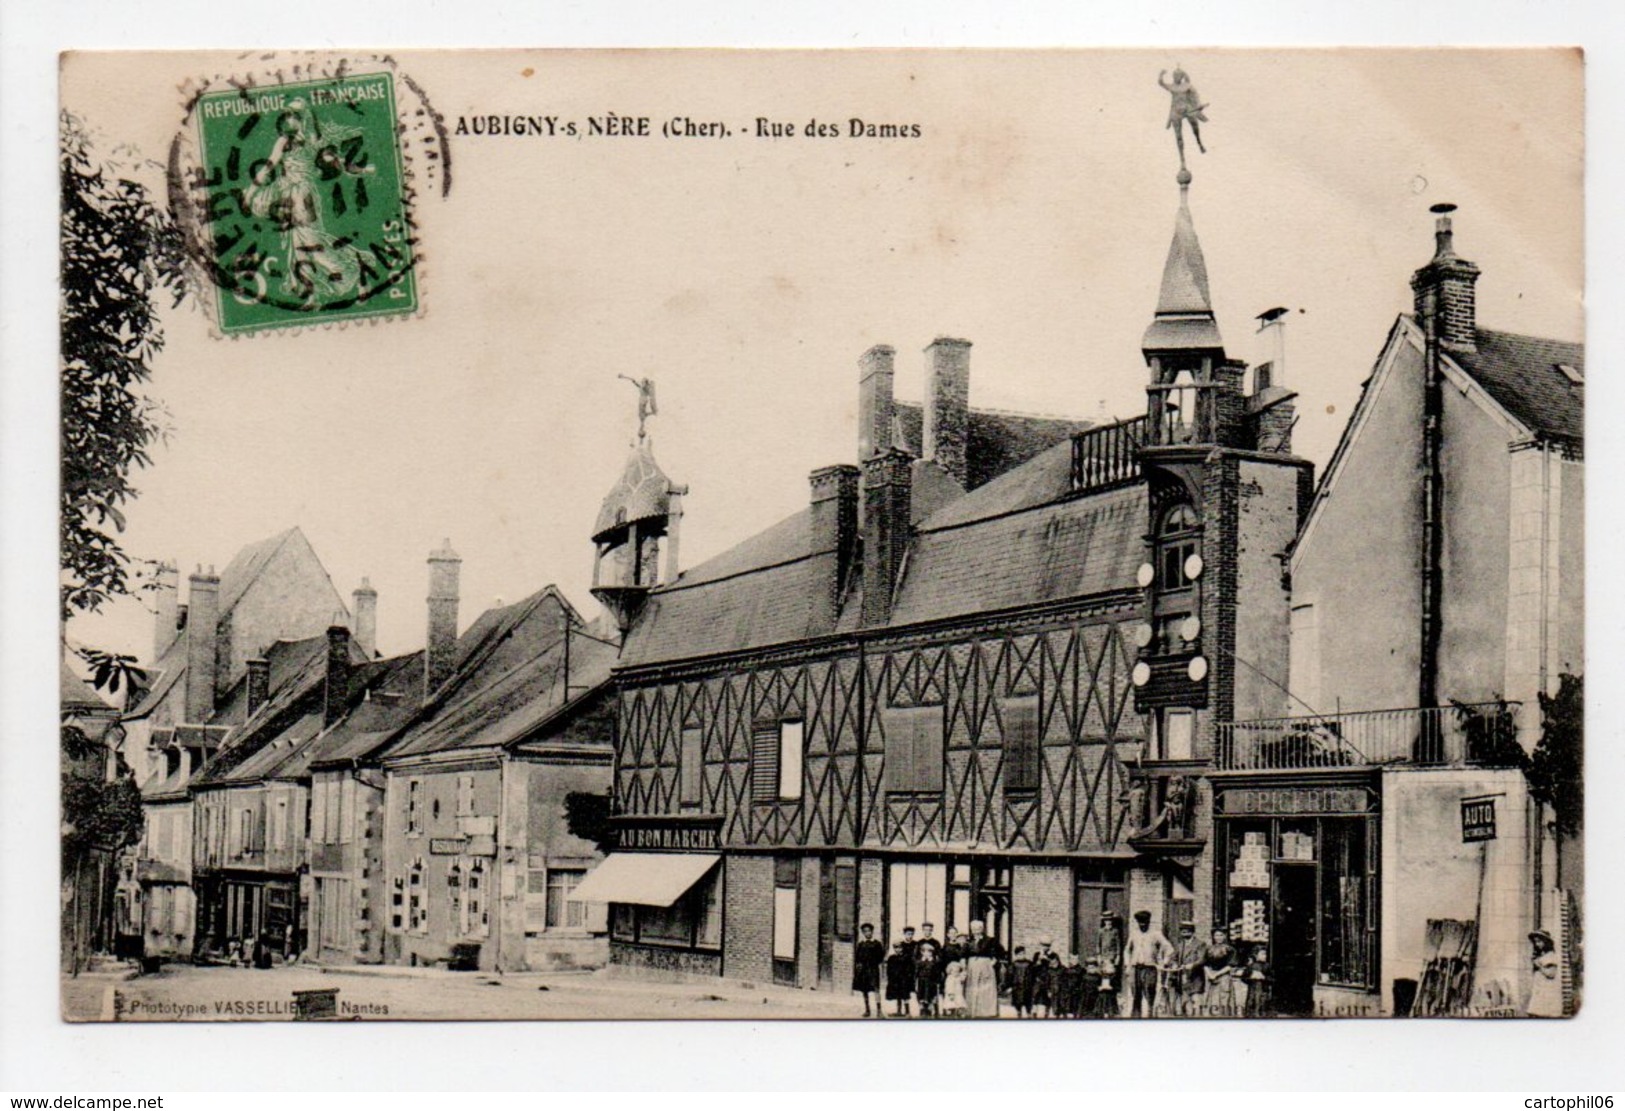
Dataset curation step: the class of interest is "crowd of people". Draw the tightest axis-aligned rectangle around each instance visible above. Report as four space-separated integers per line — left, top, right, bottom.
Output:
851 910 1272 1019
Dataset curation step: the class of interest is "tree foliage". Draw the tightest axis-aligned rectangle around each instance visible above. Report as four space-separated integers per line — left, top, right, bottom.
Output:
61 725 144 865
1529 673 1583 839
564 790 615 854
60 111 187 621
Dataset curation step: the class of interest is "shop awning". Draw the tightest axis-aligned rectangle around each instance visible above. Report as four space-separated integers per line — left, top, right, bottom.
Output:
568 852 720 907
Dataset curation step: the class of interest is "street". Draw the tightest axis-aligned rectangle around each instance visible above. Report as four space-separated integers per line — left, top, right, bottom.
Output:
62 962 868 1022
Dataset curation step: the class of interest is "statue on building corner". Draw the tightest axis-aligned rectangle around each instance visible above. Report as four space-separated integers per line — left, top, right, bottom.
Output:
1159 68 1209 174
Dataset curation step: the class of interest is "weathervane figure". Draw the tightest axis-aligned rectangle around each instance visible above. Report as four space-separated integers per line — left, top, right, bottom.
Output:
1159 67 1209 174
617 374 658 439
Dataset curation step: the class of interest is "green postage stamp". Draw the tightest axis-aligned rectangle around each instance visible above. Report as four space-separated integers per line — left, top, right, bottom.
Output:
193 72 416 334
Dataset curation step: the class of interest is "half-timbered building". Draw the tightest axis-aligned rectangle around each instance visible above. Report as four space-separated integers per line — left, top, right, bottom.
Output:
577 169 1312 993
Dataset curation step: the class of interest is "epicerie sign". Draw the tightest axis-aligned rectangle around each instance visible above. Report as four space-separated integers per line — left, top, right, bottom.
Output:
1216 786 1374 816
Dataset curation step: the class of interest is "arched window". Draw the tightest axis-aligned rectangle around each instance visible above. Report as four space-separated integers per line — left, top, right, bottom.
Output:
1153 503 1202 655
1157 504 1201 590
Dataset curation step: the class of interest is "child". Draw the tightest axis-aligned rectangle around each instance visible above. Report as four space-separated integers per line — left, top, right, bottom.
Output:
1055 953 1085 1019
1081 957 1102 1018
852 923 885 1018
1242 944 1271 1018
1008 945 1035 1017
1095 952 1120 1018
940 959 967 1017
885 940 916 1017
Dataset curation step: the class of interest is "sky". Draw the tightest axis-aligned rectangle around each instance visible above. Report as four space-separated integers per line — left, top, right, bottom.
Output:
59 48 1583 667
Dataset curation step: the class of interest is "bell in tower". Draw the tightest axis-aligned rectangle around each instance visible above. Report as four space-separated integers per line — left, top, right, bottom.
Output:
590 376 686 633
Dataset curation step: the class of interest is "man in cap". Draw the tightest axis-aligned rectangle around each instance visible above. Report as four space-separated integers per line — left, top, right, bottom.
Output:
1170 920 1206 1016
1123 909 1175 1018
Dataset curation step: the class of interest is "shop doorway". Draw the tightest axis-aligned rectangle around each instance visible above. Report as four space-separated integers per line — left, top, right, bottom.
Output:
816 856 836 989
1272 863 1317 1015
1073 862 1127 960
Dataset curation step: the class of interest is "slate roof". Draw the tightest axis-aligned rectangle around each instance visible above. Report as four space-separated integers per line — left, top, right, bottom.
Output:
61 668 112 712
892 403 1092 491
125 526 335 720
1454 327 1584 445
619 435 1147 669
381 632 616 761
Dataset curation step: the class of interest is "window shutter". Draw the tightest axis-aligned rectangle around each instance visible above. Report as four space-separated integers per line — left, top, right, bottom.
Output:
752 724 779 802
916 711 944 793
834 859 856 941
1004 698 1040 795
680 727 703 806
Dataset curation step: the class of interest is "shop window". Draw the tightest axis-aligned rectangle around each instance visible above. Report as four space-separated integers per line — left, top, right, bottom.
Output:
406 780 422 835
456 774 475 817
889 861 946 942
545 869 586 929
1002 697 1041 798
679 727 703 808
1319 819 1374 988
610 865 724 951
833 859 857 942
1157 708 1196 761
696 868 723 950
610 903 637 943
883 706 944 796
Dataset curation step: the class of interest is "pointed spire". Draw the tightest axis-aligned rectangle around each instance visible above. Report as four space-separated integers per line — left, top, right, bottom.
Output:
1142 179 1225 356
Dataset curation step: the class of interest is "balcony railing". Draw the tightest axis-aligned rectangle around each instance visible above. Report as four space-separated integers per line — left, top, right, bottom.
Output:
1217 702 1521 771
1069 416 1147 494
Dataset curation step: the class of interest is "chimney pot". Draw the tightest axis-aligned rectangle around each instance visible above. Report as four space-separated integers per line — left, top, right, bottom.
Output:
858 345 896 462
425 541 463 696
809 465 861 631
861 450 913 627
246 657 271 717
184 568 222 724
352 578 378 658
924 338 972 488
1411 206 1480 353
325 625 350 727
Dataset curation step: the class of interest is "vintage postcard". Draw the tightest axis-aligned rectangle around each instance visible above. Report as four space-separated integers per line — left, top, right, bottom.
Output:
57 48 1583 1023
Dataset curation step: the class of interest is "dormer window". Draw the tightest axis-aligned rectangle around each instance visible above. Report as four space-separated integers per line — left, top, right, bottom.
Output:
1557 363 1583 385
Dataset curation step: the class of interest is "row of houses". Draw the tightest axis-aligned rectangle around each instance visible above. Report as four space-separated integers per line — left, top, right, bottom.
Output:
573 173 1583 1016
110 528 617 973
84 155 1581 1016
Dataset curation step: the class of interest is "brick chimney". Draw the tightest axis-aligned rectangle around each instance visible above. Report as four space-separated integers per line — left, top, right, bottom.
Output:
246 657 270 717
923 338 971 487
152 561 179 663
325 624 350 727
809 465 860 631
425 540 461 695
861 450 913 628
858 345 896 462
184 566 220 723
352 577 378 658
1410 205 1480 354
